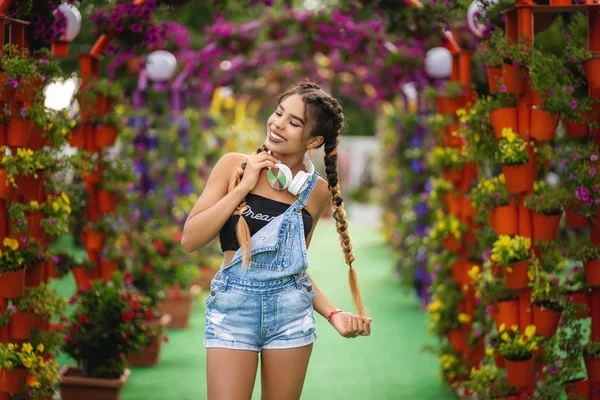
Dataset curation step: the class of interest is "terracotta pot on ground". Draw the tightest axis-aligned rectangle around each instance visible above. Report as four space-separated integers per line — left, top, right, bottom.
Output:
586 357 600 383
0 268 25 298
495 299 520 329
0 367 27 393
563 119 590 139
505 356 535 387
504 260 530 290
9 311 34 341
564 378 590 400
502 164 532 194
159 286 200 329
126 314 171 367
583 59 600 90
490 107 518 140
58 366 131 400
585 260 600 287
530 109 559 141
532 211 562 242
502 64 525 94
566 210 588 228
532 300 563 337
494 205 519 235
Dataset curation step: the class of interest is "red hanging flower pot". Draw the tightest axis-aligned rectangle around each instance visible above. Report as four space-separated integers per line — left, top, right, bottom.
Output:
532 300 563 337
502 163 532 194
442 235 462 252
501 64 525 94
0 367 27 393
97 190 118 214
563 119 590 139
7 117 33 148
505 356 535 387
494 205 519 235
451 260 468 286
566 210 588 228
447 327 468 353
0 268 25 298
532 211 562 242
0 169 13 200
564 378 590 400
569 290 591 319
504 260 530 290
495 299 520 329
69 125 85 148
487 66 502 94
530 109 559 141
442 168 463 184
85 231 104 252
584 260 600 287
0 73 16 103
9 310 34 340
490 107 518 140
71 266 90 291
95 125 118 148
585 356 600 383
583 58 600 90
100 259 117 282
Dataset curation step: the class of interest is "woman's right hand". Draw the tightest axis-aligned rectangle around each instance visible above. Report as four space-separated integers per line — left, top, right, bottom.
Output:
237 151 281 193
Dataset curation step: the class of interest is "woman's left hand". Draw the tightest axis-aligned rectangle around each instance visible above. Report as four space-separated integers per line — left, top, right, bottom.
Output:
330 312 372 339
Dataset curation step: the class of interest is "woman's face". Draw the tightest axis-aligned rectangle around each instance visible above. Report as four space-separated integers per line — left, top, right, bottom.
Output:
266 93 309 154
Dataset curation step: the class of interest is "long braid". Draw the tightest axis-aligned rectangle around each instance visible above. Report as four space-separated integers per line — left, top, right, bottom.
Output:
232 144 268 268
311 94 367 318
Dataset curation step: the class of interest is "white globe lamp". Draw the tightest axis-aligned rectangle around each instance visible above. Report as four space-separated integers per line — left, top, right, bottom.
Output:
52 4 81 56
146 50 178 82
424 47 452 79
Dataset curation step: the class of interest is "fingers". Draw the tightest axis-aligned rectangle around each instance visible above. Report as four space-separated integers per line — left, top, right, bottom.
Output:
362 319 372 336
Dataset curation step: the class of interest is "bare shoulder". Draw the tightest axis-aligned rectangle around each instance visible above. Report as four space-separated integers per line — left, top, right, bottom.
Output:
216 152 247 168
314 176 331 206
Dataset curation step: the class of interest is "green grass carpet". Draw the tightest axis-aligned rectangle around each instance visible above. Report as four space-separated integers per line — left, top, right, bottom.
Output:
51 220 454 399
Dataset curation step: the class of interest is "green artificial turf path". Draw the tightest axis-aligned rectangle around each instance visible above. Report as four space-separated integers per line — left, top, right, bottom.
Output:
51 220 454 400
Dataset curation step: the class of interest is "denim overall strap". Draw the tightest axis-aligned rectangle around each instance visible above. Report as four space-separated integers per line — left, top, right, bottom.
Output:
293 172 319 209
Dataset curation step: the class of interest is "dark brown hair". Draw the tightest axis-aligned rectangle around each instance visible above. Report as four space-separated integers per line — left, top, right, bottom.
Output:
231 81 366 318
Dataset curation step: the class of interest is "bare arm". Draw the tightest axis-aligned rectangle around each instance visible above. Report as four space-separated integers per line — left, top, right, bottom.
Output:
181 153 249 253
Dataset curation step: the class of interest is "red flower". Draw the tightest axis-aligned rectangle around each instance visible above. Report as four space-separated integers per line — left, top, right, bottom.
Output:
153 239 165 254
69 295 78 305
65 335 73 343
69 324 79 333
131 299 140 311
81 281 92 291
142 264 153 274
79 315 89 325
145 308 154 319
121 310 135 322
161 335 169 343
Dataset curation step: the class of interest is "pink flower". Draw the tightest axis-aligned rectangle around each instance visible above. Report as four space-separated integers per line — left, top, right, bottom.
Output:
591 155 598 162
589 168 596 175
499 84 507 93
570 100 578 109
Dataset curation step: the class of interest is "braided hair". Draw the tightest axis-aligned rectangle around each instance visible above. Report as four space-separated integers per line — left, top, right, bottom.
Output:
231 81 366 318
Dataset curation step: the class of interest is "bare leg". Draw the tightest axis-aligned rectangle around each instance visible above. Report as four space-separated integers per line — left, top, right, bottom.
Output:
207 348 259 400
260 344 313 400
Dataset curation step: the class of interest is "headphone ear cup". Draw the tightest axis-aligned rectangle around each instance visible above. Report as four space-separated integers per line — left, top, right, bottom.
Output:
268 164 292 190
288 171 309 195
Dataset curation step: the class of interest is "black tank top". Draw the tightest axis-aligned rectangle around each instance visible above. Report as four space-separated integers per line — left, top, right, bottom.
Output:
219 193 313 252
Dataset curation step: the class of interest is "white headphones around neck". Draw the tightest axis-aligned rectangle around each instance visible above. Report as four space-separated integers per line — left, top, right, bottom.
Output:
267 153 315 196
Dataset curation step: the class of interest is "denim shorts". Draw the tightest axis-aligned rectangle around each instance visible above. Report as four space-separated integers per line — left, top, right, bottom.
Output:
204 270 317 352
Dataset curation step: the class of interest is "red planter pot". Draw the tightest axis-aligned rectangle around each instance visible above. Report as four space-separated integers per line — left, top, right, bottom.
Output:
563 119 590 139
496 299 520 329
502 164 532 194
27 127 44 150
502 64 525 94
9 311 34 341
505 357 535 387
435 96 463 115
564 378 590 400
586 357 600 383
7 117 33 148
0 268 25 299
532 301 563 337
0 367 27 393
442 168 463 184
487 66 502 94
495 205 519 235
570 290 591 319
442 235 462 252
86 231 104 251
95 125 118 148
530 109 559 141
97 190 118 214
585 260 600 287
490 107 518 140
532 211 562 242
504 260 530 290
447 328 468 353
100 260 117 282
71 266 90 291
25 263 44 287
69 126 85 148
566 210 589 229
583 59 600 90
451 261 468 286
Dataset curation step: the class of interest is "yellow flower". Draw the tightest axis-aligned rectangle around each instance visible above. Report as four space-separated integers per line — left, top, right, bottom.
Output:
485 348 494 357
7 343 14 351
529 342 538 352
4 361 12 370
29 200 39 209
22 343 33 354
3 238 18 251
499 323 506 332
468 265 480 280
21 358 32 368
525 325 536 338
37 344 44 353
61 192 70 205
458 313 471 324
29 379 40 389
511 325 519 332
52 201 60 212
501 332 510 342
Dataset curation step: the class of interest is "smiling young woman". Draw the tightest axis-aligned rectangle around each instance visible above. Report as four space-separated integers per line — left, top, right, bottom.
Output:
181 81 371 400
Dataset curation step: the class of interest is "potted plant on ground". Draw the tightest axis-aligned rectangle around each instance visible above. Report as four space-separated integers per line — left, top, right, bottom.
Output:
490 235 532 290
498 324 541 388
498 127 532 193
524 184 569 242
59 276 155 400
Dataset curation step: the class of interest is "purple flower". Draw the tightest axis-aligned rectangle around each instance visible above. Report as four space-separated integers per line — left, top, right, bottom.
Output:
570 57 576 63
499 84 507 93
594 186 599 192
7 77 18 88
130 23 144 34
573 153 579 160
567 85 575 93
17 219 22 226
49 218 56 226
549 366 558 374
20 108 27 118
561 158 569 166
591 155 598 162
52 255 60 264
19 236 27 244
570 100 578 109
590 168 596 176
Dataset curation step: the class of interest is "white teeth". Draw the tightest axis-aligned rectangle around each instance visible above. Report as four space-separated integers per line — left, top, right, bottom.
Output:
270 131 285 141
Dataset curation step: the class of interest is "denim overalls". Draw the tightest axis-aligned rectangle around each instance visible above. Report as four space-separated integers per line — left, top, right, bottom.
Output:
204 173 319 351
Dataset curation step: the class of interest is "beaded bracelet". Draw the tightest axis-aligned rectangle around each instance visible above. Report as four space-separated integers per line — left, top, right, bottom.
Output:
327 309 343 324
